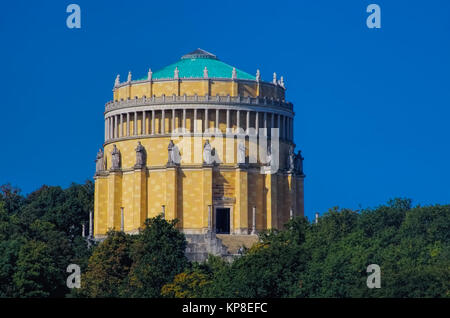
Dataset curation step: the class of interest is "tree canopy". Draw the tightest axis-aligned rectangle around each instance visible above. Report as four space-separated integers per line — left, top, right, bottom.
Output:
0 181 448 298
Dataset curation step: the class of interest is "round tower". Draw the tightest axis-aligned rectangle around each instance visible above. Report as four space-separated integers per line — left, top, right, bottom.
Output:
94 48 304 238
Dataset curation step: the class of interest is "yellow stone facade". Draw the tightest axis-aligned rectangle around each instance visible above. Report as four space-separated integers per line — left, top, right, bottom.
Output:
94 50 304 238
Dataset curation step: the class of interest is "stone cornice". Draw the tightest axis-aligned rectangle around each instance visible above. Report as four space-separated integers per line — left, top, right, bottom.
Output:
105 94 294 115
114 77 282 90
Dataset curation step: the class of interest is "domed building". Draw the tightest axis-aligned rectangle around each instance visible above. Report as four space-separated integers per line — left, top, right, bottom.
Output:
93 49 304 258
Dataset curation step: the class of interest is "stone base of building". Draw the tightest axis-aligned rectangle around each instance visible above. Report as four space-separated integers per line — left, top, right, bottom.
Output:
92 230 260 263
184 232 259 262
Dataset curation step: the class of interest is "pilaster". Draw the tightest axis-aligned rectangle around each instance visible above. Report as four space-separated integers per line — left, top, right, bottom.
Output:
165 166 178 221
107 171 122 231
202 165 213 231
265 171 278 229
235 166 249 234
133 168 147 230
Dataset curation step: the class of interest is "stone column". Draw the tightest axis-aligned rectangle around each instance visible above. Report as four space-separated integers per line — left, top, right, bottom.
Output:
172 109 176 132
205 108 208 132
114 115 118 139
216 109 219 130
264 112 267 136
194 109 197 133
142 111 146 135
89 210 93 237
226 109 230 133
246 111 250 134
120 114 123 137
127 113 130 137
183 109 186 132
271 113 275 137
106 117 109 140
236 110 240 132
151 110 155 135
277 114 281 138
162 109 165 134
255 112 259 135
134 111 137 136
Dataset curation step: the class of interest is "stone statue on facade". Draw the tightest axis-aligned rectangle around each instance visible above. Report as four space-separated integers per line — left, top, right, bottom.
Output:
203 140 213 165
266 144 272 166
134 141 146 168
237 141 246 164
95 148 104 173
111 145 121 170
167 140 175 166
295 150 304 174
287 145 295 172
203 66 208 78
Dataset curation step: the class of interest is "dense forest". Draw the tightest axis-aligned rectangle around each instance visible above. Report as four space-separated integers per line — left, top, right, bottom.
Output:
0 181 448 298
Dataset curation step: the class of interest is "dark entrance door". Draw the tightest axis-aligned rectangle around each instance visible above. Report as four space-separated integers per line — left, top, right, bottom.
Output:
215 208 230 234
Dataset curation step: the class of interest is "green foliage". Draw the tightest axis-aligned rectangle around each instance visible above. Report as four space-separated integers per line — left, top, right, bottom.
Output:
0 182 94 298
1 181 449 299
76 231 133 298
124 215 188 297
77 215 188 298
161 268 212 298
163 199 449 298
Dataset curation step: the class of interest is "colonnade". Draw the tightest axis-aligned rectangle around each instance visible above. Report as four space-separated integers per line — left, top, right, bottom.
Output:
105 108 294 142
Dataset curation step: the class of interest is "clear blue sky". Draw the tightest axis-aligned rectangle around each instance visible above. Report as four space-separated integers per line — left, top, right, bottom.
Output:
1 0 449 220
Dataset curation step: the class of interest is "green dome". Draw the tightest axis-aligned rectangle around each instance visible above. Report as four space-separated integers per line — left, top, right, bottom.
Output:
143 49 255 81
